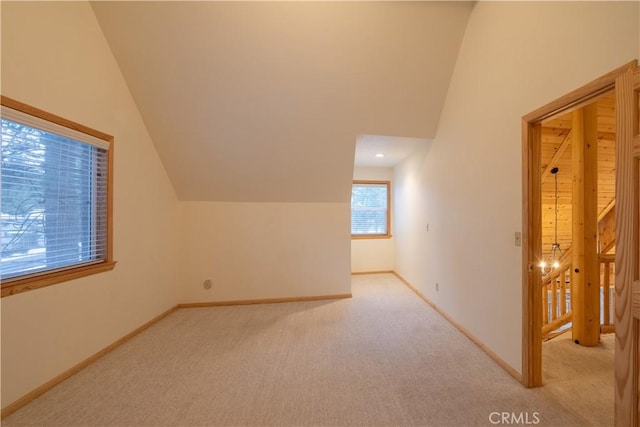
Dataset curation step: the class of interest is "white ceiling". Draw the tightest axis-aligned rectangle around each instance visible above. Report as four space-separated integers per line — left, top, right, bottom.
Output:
354 135 430 168
91 1 473 202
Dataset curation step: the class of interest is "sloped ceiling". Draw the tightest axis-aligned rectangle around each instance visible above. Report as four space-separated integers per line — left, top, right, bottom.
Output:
91 1 473 202
355 135 430 168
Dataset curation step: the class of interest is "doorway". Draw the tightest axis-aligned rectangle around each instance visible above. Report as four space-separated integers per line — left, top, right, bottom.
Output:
522 60 639 426
536 92 616 426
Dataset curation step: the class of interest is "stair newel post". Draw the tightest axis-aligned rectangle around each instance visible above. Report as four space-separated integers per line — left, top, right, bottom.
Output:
571 104 601 347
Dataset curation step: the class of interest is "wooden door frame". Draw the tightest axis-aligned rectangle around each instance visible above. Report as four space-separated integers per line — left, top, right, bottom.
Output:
521 61 637 390
614 63 640 426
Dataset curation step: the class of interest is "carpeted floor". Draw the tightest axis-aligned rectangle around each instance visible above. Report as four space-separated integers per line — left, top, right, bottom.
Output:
3 273 582 426
542 330 615 426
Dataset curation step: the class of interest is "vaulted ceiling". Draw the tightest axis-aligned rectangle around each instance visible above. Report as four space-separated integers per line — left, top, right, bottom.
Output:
91 1 474 202
540 92 616 259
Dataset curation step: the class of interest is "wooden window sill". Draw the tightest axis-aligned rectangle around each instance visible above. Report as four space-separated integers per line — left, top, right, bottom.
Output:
1 261 117 298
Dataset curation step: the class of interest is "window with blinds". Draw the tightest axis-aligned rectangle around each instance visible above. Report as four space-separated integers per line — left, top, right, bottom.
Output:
1 97 114 294
351 181 390 238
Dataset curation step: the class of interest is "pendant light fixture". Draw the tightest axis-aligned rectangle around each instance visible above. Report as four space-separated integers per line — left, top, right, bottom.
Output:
541 167 564 276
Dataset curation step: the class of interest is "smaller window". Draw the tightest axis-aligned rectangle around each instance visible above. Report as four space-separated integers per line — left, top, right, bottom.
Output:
351 181 391 239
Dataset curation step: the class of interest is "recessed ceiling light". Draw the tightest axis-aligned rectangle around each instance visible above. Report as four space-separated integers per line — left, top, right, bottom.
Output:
375 153 384 158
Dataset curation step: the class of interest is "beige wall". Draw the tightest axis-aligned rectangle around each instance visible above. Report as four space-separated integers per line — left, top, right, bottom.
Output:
351 167 395 273
179 202 351 303
2 0 638 412
1 2 180 407
394 1 639 372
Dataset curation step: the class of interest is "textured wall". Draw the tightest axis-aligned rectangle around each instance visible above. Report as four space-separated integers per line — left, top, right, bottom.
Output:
1 2 181 407
179 202 351 303
393 1 639 373
351 167 395 273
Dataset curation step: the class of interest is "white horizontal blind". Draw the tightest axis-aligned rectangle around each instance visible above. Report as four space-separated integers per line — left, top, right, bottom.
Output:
1 106 110 150
1 117 108 280
351 182 388 235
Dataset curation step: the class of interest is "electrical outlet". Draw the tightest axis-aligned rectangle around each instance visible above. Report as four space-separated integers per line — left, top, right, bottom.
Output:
426 224 430 232
515 232 522 247
203 279 212 290
436 282 439 291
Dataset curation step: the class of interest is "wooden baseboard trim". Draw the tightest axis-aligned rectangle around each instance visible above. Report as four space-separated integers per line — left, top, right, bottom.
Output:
351 270 394 275
1 273 523 417
178 293 352 308
1 292 352 417
1 305 178 419
392 271 522 383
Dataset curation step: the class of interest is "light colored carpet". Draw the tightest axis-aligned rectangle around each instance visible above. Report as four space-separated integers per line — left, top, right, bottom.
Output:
543 330 615 426
3 273 582 426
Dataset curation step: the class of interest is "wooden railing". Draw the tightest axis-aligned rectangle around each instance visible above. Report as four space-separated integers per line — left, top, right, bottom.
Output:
542 260 573 337
600 254 615 333
541 253 616 338
541 201 616 339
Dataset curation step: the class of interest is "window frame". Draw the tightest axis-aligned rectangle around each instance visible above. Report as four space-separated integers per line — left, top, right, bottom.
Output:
1 96 115 297
351 180 391 240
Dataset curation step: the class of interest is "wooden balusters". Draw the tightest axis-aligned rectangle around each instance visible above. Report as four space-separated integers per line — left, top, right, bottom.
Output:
541 256 616 338
551 278 558 320
542 263 574 338
604 261 611 326
600 255 616 334
560 269 568 316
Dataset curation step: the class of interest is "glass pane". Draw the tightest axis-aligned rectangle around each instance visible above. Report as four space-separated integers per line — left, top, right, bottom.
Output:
351 183 388 235
1 118 103 279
